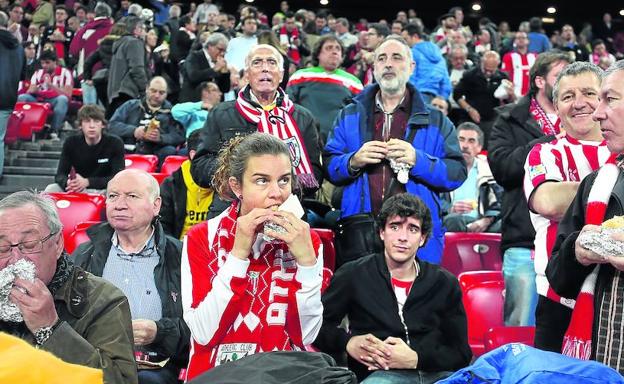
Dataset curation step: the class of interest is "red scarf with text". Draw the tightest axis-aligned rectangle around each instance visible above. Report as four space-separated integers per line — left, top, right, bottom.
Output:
529 97 561 136
562 153 620 360
235 86 318 189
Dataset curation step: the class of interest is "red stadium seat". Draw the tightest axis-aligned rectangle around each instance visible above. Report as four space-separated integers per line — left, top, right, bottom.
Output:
124 154 159 172
441 232 502 276
45 192 106 249
160 155 187 175
484 326 536 352
13 102 52 141
5 110 23 145
150 172 169 185
311 228 336 271
459 270 505 357
65 221 101 254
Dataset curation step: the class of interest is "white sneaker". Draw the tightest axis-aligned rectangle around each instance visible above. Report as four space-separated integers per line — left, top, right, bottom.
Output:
49 133 60 141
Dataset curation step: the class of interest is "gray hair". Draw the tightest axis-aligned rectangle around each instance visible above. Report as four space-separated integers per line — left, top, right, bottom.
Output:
449 43 468 57
204 32 228 49
128 3 143 17
375 35 413 64
94 2 112 18
457 122 484 146
336 17 349 28
604 59 624 78
169 5 181 18
245 44 284 71
107 169 160 202
553 61 603 103
0 191 63 235
0 11 8 28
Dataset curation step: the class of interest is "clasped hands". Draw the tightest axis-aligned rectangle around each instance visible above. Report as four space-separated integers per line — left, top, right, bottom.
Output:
346 333 418 371
349 139 416 170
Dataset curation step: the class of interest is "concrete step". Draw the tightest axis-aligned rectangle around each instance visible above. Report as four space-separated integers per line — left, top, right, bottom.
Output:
23 150 61 159
17 141 64 152
9 157 59 168
4 166 56 176
0 174 53 190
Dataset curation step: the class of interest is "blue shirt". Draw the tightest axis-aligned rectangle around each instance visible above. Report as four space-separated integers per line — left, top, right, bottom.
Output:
451 162 479 219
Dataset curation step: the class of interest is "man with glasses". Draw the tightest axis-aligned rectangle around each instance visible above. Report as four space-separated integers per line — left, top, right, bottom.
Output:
109 76 185 164
191 44 322 210
73 169 188 384
0 191 137 383
179 32 230 103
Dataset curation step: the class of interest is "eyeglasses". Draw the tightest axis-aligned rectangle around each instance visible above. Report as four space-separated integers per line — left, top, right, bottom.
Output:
250 58 279 69
0 232 58 258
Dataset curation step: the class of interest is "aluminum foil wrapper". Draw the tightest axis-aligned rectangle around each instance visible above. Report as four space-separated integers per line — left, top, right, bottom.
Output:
261 222 287 243
389 159 411 184
0 259 36 323
578 228 624 258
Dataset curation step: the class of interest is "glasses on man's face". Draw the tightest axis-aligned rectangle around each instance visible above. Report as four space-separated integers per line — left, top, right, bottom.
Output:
250 58 279 70
0 232 58 258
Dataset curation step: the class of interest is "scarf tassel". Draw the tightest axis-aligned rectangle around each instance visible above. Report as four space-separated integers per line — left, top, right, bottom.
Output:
297 173 319 190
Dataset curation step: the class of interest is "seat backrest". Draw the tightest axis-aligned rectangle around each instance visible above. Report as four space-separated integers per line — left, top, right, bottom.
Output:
6 111 23 145
14 102 52 139
441 232 502 276
65 220 101 254
311 228 336 271
124 154 159 172
459 270 505 357
45 192 106 249
150 172 169 185
484 326 536 352
160 155 187 175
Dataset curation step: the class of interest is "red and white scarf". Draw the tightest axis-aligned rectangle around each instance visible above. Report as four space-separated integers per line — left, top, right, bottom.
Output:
235 86 318 189
529 97 561 136
562 153 620 359
279 25 301 65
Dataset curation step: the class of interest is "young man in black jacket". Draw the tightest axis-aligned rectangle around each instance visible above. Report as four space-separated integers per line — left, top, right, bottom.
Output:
314 193 471 383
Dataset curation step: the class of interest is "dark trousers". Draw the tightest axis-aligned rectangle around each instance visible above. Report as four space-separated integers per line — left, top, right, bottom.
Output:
106 93 133 119
534 294 573 352
334 214 382 269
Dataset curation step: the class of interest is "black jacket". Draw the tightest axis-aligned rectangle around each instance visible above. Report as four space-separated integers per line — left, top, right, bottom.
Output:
190 96 323 196
453 66 509 121
313 253 471 381
71 221 190 369
488 96 555 252
83 35 118 81
160 167 228 239
0 30 23 110
546 168 624 354
179 49 230 102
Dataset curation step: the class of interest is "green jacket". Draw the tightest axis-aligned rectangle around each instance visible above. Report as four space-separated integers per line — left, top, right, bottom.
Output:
0 263 138 384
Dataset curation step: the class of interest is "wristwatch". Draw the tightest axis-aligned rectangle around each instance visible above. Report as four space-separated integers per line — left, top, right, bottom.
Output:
34 319 60 346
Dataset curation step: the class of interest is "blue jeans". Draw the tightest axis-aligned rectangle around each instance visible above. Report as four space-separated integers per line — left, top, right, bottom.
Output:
138 367 179 384
17 93 69 132
81 81 98 105
0 109 9 176
361 370 452 384
503 247 538 326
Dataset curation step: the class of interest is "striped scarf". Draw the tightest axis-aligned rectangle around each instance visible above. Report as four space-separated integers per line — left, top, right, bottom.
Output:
235 86 318 189
562 153 620 359
529 97 561 136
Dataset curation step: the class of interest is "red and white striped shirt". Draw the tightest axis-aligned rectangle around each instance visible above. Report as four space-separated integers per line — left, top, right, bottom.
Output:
501 51 537 99
30 66 73 99
180 210 324 381
524 136 611 308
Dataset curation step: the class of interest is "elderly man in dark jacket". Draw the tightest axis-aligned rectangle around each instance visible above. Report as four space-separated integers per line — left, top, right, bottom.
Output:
107 15 150 118
109 76 185 163
191 44 322 203
179 32 230 102
72 169 189 384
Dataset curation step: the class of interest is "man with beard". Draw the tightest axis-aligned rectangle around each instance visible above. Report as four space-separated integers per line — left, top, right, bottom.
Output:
488 51 571 327
523 62 610 352
0 191 137 383
323 36 466 267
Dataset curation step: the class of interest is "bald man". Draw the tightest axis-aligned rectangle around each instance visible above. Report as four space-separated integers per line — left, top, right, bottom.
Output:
109 76 185 163
72 169 189 384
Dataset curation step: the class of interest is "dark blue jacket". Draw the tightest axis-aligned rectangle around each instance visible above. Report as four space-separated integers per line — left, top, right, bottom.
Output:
323 83 466 263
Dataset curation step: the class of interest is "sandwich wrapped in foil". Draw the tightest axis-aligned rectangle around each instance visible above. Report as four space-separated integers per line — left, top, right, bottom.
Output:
578 228 624 258
0 259 36 322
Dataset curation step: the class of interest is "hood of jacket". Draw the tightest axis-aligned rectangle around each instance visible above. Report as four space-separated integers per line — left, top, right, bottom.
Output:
0 30 19 49
413 41 443 64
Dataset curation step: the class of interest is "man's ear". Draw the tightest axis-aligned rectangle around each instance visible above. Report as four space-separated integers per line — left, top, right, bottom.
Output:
534 75 545 91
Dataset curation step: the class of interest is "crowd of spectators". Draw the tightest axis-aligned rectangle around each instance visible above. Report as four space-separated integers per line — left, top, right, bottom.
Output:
2 0 624 383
